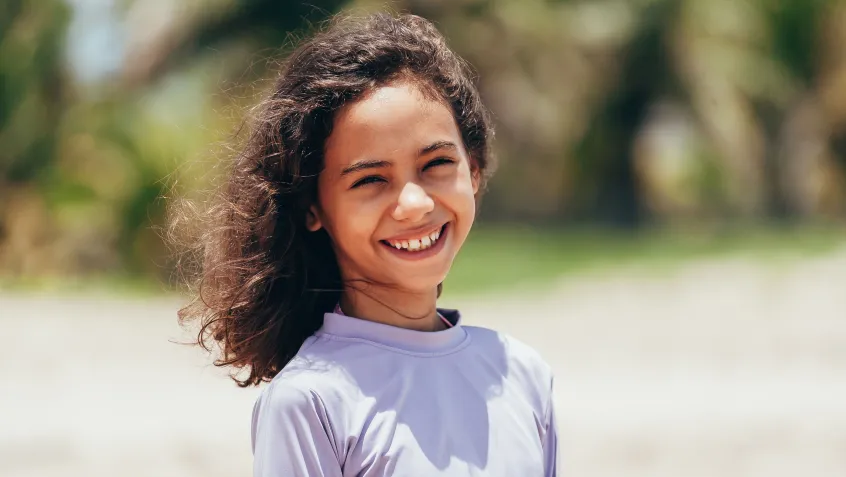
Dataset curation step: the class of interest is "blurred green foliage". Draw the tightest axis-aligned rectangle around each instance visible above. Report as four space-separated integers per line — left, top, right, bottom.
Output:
1 0 845 287
445 224 845 295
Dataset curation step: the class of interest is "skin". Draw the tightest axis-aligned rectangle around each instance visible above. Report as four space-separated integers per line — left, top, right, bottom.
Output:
307 80 480 332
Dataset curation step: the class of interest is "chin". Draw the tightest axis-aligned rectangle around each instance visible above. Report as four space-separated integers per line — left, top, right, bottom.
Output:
388 270 449 294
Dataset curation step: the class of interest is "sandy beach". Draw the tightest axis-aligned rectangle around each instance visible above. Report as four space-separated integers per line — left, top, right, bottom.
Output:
2 249 845 476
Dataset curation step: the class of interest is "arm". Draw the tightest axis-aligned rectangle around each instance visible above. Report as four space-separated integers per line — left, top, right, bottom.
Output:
251 382 343 477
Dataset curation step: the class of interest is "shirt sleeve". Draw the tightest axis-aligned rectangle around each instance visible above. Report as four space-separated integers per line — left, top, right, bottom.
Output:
542 381 559 477
251 381 343 477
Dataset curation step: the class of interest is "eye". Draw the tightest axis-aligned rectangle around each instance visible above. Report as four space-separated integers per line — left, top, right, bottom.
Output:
351 175 386 189
423 157 455 171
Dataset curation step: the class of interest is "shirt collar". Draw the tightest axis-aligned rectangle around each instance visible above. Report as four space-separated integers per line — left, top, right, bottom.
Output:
318 308 466 354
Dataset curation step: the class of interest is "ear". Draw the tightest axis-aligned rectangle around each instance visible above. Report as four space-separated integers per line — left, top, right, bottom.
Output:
471 166 481 195
305 204 323 232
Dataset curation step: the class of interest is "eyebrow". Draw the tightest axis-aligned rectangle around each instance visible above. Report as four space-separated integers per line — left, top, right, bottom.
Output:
420 140 458 155
339 141 458 177
340 159 391 177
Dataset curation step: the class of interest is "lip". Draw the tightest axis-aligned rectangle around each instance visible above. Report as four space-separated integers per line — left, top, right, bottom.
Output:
382 222 447 242
379 223 449 261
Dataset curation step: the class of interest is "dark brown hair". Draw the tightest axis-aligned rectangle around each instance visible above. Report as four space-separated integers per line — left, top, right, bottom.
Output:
172 12 493 387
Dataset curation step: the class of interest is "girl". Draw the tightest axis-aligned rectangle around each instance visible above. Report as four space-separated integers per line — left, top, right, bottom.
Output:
176 11 557 477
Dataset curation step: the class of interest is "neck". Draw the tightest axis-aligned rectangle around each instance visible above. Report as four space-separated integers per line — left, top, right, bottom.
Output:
339 285 443 332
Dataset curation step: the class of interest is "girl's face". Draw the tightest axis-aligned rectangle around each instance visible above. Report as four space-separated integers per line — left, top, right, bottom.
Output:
308 81 480 294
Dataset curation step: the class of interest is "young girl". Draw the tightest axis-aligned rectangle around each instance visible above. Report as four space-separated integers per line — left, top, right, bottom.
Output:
177 11 557 476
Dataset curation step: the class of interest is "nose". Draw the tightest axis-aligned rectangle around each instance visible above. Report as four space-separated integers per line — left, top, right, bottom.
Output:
392 181 435 222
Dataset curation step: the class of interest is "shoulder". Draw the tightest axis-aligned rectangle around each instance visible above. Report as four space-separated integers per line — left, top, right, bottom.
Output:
253 364 330 421
250 353 354 461
257 340 360 412
251 351 352 443
464 326 554 380
464 325 555 407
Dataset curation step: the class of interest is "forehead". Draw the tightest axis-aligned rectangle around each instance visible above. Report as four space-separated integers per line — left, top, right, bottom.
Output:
324 82 461 164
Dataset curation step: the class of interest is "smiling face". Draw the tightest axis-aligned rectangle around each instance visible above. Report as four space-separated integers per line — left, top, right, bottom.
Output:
307 81 480 294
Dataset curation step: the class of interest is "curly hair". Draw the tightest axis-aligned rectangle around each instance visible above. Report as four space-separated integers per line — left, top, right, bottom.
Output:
171 11 494 387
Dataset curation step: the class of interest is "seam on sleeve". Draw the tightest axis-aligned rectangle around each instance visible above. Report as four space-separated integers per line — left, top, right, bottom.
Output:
311 389 344 468
543 373 555 432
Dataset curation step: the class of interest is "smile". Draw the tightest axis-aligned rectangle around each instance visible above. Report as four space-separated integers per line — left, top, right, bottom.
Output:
380 223 449 256
384 226 442 251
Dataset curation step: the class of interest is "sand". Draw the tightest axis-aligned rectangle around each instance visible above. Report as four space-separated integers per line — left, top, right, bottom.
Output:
2 249 844 476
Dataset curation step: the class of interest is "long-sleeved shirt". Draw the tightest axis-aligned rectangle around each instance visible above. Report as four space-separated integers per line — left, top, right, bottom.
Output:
251 308 558 476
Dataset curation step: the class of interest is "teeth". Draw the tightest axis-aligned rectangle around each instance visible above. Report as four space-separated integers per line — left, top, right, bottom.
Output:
387 226 444 252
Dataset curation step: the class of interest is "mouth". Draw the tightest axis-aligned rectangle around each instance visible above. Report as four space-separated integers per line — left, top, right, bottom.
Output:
379 223 449 260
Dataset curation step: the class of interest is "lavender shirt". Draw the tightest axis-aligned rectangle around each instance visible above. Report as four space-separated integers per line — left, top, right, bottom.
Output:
251 309 558 476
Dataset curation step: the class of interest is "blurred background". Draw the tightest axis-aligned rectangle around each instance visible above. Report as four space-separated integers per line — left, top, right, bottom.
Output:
1 0 845 476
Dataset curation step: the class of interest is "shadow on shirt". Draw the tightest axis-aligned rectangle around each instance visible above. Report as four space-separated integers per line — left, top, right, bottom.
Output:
285 318 512 472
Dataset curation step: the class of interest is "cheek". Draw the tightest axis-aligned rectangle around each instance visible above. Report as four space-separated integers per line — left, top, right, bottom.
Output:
451 165 479 216
322 197 383 252
458 190 477 228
